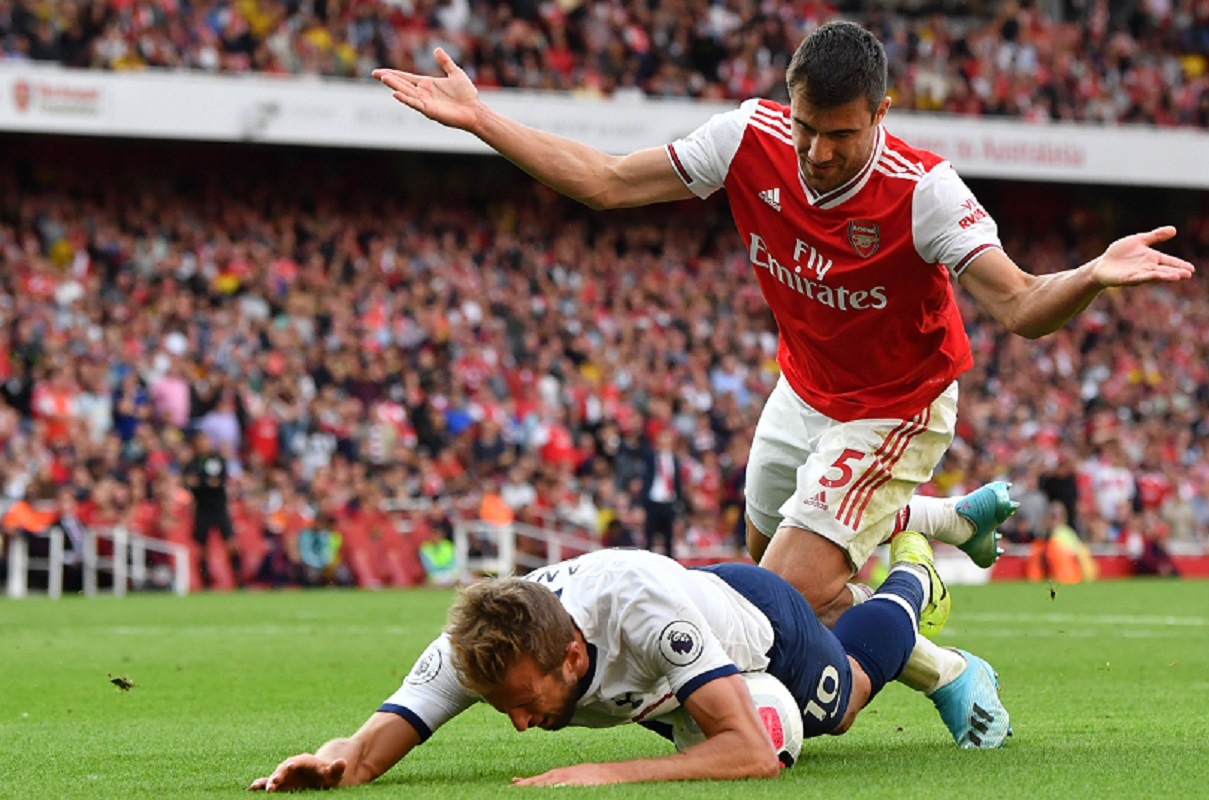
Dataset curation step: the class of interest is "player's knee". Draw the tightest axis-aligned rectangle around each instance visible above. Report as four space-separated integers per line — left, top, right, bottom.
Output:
758 527 852 622
782 571 846 609
773 566 850 624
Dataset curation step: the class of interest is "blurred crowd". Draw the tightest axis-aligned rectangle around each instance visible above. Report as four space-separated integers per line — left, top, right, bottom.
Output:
0 140 1207 591
1 0 1208 127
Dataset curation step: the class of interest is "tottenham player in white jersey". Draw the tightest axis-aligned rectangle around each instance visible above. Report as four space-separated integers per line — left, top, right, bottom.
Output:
251 542 957 789
371 22 1195 750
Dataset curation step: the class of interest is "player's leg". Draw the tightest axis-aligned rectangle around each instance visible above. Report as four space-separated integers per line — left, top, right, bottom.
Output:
833 532 1012 746
758 527 855 626
745 378 864 623
759 392 955 629
766 391 1011 744
889 527 951 639
893 621 1012 749
744 376 809 566
857 385 1018 568
745 516 772 563
694 561 856 739
896 482 1018 568
887 533 1012 748
826 543 934 731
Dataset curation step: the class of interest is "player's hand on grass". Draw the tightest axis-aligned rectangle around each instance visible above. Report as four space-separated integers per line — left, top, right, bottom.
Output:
373 48 480 132
512 764 615 787
1092 226 1195 287
248 754 347 792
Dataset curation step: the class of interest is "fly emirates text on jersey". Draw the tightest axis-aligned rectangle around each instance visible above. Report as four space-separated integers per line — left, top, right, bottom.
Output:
748 233 887 312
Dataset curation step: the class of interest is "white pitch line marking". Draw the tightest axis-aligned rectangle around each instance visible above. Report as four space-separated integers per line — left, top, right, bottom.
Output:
954 612 1207 627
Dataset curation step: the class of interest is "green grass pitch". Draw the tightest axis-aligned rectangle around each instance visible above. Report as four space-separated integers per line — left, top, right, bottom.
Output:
4 579 1207 799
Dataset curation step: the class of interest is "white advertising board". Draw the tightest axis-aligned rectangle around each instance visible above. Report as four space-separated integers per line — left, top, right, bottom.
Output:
2 64 1207 189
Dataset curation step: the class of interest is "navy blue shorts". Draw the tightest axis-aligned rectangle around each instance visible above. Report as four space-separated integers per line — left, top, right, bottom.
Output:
694 563 852 738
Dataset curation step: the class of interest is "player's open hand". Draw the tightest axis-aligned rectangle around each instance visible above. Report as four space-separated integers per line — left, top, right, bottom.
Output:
248 754 347 792
512 763 617 787
1092 226 1195 287
373 48 480 132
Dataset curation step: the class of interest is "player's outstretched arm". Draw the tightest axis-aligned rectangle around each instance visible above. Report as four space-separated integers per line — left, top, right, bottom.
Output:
959 226 1195 339
373 49 694 211
248 712 420 792
513 675 780 787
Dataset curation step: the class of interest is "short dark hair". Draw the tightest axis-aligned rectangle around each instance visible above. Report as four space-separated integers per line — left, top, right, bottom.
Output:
786 21 887 113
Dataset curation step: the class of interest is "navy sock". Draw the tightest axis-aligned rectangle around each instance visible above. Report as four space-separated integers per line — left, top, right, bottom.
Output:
832 571 923 697
876 569 926 614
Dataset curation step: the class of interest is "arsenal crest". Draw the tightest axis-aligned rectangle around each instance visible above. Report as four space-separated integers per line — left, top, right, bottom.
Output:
847 220 880 258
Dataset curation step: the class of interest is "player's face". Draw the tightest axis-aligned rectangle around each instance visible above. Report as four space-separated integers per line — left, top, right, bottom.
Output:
790 88 890 195
483 654 579 732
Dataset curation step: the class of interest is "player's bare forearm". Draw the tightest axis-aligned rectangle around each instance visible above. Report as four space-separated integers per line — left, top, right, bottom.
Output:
375 52 690 210
471 105 690 210
994 261 1103 339
613 731 781 781
513 677 783 789
962 227 1194 339
332 712 422 786
959 249 1100 338
513 729 780 786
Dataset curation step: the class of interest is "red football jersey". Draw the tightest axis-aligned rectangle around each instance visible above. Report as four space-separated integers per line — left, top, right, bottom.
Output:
667 99 1002 421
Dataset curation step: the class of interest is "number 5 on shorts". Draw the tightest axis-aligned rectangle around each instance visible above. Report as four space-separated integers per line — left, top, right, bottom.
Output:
820 448 864 488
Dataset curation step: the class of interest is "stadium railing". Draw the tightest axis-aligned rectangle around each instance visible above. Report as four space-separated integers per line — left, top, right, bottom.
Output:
452 519 600 577
5 526 190 599
450 518 747 578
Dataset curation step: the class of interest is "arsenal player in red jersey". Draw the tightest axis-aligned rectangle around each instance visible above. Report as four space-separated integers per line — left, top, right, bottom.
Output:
374 21 1194 749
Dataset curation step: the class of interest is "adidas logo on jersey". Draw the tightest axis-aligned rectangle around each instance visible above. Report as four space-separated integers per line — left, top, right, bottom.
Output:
757 187 781 211
804 491 828 511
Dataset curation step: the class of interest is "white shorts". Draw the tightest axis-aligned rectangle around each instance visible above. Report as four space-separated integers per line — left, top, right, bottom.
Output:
745 375 958 570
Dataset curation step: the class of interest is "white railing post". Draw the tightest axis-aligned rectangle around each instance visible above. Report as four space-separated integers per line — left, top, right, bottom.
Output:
6 535 28 599
498 524 515 575
172 542 189 596
130 536 147 589
47 527 64 599
453 521 470 581
112 526 128 597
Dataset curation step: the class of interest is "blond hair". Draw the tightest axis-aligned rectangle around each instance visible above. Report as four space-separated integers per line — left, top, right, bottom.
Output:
446 577 576 696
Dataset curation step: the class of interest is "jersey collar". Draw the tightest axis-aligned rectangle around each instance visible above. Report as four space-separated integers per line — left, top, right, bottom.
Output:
797 124 885 210
574 641 598 701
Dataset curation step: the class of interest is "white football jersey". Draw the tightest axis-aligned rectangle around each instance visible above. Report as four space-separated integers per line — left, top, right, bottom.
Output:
379 549 775 740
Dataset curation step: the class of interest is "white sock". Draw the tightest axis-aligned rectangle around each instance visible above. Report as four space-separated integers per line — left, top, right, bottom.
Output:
897 634 968 694
905 495 975 546
848 582 874 606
